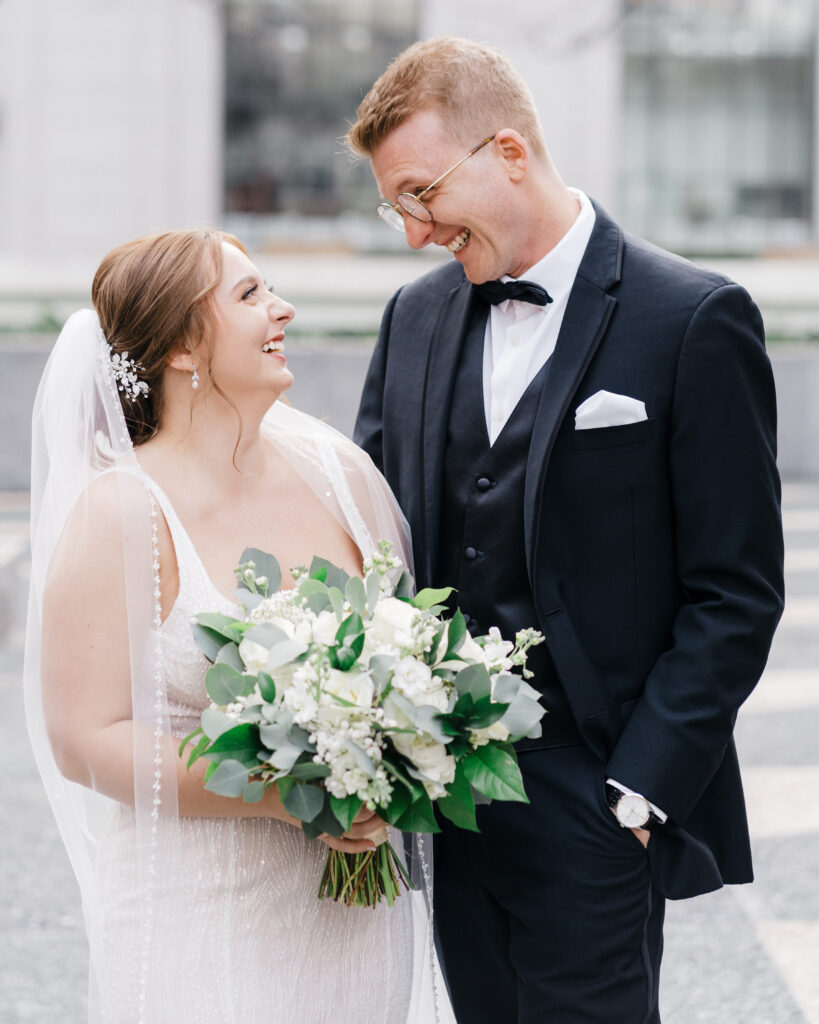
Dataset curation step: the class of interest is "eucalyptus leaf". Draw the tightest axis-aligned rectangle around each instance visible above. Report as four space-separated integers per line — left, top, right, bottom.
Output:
234 587 264 613
259 721 289 750
266 639 308 670
191 624 231 663
309 794 346 837
238 547 282 595
386 691 418 725
288 725 317 752
394 570 414 600
491 673 521 704
346 740 376 778
243 780 266 803
204 759 249 798
328 586 345 619
369 653 396 692
215 641 244 673
306 591 332 615
283 783 325 823
195 612 245 643
269 746 301 771
414 704 452 745
205 663 247 706
365 572 382 614
310 556 350 592
244 622 290 648
454 663 492 701
345 576 367 616
201 707 236 741
500 693 546 740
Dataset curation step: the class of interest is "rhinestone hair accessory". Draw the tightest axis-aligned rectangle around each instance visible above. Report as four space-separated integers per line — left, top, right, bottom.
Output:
103 326 150 401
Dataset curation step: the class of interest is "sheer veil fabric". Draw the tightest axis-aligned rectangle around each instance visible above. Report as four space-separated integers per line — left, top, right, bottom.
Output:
25 310 446 1022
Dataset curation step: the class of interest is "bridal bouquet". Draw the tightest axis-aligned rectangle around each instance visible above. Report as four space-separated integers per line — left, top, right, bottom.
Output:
181 541 545 907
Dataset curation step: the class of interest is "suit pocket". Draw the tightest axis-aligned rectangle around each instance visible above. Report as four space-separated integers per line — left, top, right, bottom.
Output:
572 418 655 450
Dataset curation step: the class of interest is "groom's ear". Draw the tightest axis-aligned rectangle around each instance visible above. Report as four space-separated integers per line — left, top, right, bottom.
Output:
495 130 529 182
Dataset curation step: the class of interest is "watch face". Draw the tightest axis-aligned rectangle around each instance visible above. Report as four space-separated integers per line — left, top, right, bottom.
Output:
616 793 650 829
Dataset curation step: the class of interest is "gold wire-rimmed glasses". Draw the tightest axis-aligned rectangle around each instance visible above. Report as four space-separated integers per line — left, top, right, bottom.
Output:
377 135 496 231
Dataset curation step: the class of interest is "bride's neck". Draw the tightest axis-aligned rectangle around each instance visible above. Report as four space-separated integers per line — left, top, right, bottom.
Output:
143 396 273 484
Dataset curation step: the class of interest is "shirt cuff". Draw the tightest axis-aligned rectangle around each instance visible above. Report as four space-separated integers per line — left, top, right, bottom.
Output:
606 778 668 823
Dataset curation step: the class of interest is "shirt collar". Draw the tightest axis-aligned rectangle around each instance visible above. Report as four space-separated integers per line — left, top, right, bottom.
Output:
499 188 596 311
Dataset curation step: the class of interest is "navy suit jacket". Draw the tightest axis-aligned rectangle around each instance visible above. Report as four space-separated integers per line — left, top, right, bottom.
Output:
354 204 785 898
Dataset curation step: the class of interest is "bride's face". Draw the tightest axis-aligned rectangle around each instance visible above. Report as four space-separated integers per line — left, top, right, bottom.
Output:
207 242 295 403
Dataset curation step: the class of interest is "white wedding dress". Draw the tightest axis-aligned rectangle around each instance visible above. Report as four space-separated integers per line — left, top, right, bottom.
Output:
95 475 416 1024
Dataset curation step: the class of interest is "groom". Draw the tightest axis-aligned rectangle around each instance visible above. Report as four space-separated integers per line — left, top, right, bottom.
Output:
348 36 784 1023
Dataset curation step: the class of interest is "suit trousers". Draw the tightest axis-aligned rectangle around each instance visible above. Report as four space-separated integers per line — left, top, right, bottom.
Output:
433 743 665 1023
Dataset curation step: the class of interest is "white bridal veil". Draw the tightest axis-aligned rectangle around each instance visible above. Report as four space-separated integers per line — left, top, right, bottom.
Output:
24 309 444 1023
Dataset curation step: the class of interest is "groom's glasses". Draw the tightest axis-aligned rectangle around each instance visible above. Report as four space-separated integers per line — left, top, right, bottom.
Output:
377 135 496 232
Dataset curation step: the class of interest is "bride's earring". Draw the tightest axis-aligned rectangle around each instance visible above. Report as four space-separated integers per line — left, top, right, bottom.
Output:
191 365 200 390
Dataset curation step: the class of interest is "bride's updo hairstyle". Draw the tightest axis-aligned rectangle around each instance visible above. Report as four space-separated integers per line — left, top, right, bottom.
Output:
92 228 250 445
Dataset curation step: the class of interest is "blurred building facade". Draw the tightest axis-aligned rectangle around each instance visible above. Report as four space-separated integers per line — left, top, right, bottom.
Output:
0 0 816 268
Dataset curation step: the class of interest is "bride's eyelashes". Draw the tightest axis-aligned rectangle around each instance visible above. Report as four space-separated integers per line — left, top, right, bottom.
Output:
240 281 275 301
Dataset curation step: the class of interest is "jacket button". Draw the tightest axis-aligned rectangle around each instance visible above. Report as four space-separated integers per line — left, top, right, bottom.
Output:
465 546 478 560
476 477 492 491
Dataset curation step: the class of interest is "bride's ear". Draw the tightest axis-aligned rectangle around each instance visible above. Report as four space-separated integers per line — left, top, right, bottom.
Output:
166 345 197 374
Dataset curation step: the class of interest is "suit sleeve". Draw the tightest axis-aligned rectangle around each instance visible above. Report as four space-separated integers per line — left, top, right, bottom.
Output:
353 288 402 474
605 283 785 824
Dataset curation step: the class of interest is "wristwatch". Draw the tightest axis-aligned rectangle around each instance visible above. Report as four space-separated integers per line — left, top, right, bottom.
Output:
606 784 661 830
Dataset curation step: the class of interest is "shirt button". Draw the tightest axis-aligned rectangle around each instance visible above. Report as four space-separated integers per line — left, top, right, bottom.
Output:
465 546 478 560
476 477 492 491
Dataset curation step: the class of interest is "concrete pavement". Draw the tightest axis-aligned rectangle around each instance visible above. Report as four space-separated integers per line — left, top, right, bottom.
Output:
0 482 817 1023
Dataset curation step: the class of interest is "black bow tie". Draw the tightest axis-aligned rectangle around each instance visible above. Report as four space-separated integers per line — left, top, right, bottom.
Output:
473 278 553 307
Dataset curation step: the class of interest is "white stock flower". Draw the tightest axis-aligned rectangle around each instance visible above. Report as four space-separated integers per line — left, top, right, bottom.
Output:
483 627 514 670
458 633 486 664
392 657 449 712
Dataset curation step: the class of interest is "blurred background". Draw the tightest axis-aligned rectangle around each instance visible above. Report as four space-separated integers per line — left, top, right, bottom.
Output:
1 2 818 1022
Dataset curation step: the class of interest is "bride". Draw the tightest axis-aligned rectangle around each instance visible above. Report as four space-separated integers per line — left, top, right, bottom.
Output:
24 229 448 1023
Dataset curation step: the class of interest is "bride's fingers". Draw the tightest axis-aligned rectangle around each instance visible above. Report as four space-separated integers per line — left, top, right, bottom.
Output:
318 833 377 854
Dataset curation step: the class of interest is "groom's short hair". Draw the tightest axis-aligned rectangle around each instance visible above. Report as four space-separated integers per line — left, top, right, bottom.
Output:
346 36 547 160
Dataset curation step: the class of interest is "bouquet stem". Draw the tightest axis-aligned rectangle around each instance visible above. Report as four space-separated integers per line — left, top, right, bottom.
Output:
319 842 414 908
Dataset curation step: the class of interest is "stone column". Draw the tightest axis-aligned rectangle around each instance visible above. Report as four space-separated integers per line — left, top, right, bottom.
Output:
0 0 223 267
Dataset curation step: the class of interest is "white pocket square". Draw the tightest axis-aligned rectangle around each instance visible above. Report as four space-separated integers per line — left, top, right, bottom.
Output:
575 390 647 430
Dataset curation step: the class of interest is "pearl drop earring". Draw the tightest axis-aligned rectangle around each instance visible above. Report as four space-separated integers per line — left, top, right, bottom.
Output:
191 366 200 390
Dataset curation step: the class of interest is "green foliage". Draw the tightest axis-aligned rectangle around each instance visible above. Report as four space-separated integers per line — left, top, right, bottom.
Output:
463 744 529 803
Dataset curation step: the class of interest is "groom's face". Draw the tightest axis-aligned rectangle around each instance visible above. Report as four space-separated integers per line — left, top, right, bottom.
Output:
370 109 524 284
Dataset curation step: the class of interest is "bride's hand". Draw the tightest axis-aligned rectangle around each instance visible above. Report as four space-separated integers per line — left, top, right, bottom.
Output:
317 807 389 854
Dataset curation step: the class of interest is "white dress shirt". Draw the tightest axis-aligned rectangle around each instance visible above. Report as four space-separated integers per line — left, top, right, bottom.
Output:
482 188 595 444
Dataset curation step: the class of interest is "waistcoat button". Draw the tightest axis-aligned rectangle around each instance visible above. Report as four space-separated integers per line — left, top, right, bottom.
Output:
465 546 478 560
476 476 492 491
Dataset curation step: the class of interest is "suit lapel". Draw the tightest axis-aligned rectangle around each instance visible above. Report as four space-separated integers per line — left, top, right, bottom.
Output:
419 281 481 587
523 206 624 579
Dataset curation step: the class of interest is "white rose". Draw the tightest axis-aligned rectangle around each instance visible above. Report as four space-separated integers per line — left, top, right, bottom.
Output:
312 610 340 646
391 734 456 798
368 597 420 650
470 720 511 747
324 667 374 709
238 637 269 674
